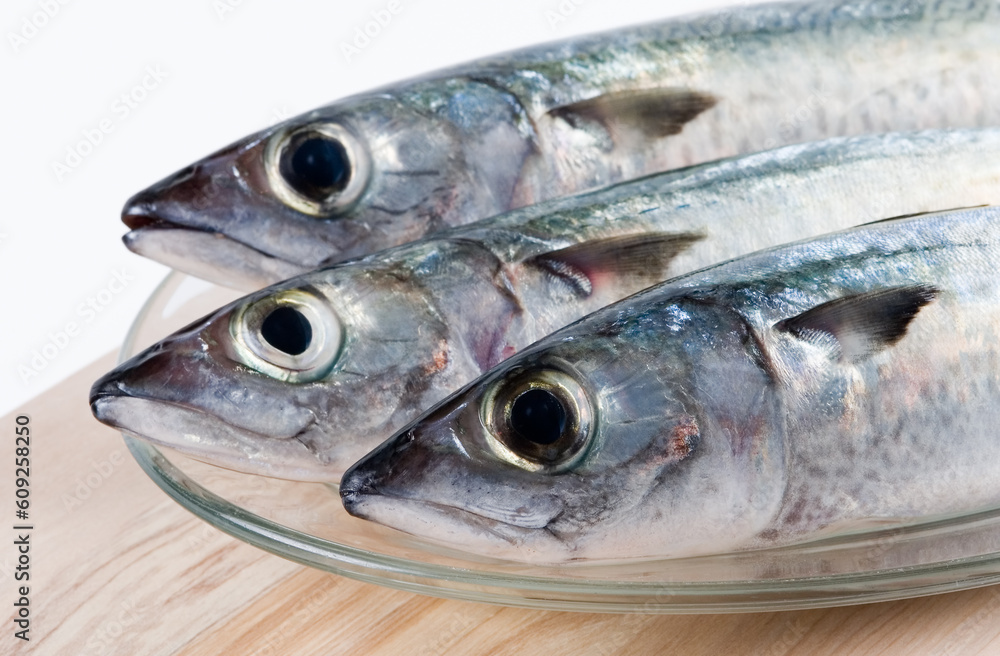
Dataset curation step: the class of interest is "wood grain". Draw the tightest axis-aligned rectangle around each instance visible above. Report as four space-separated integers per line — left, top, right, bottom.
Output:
6 354 1000 655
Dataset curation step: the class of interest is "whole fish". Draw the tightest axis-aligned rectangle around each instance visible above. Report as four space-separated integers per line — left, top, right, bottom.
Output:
121 0 1000 289
92 129 1000 482
340 206 1000 563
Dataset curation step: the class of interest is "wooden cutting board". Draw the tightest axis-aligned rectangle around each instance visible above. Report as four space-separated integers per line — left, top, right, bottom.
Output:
7 353 1000 655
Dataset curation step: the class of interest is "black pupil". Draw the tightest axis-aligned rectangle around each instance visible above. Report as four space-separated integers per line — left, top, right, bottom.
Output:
260 306 312 356
509 389 567 446
280 134 350 201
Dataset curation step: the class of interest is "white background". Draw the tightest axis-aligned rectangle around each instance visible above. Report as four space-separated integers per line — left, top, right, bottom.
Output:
0 0 743 416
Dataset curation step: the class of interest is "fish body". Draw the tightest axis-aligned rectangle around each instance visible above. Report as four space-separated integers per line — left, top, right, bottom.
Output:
122 0 1000 289
93 129 1000 481
341 206 1000 563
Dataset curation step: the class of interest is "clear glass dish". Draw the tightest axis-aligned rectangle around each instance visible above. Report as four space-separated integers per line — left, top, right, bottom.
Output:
120 271 1000 613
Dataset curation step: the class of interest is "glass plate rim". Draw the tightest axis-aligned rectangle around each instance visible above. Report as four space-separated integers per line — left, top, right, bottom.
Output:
120 271 1000 613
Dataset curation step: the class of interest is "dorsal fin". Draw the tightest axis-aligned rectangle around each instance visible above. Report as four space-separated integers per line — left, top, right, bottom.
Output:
527 232 702 298
775 285 939 362
548 89 718 139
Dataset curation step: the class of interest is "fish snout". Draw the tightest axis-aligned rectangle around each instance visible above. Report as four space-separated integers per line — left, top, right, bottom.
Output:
89 368 127 419
339 466 375 517
89 327 215 415
89 364 162 433
121 189 162 231
338 473 372 516
90 344 181 410
122 159 230 232
341 425 428 514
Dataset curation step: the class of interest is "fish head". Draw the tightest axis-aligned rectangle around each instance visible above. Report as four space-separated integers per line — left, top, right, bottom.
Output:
89 253 471 481
122 81 534 289
340 294 787 563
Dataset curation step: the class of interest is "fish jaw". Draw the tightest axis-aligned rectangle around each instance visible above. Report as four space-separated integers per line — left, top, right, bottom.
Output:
122 228 311 291
343 491 574 563
90 395 326 480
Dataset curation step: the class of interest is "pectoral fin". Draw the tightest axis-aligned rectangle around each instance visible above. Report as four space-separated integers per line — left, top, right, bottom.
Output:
775 285 939 362
548 89 718 139
527 232 702 298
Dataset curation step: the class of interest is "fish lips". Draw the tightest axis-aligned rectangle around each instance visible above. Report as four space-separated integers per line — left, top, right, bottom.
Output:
122 225 310 291
89 350 328 481
340 414 571 561
341 489 572 563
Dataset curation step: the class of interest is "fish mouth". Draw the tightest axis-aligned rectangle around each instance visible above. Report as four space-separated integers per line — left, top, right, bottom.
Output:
121 195 239 244
121 222 310 290
340 457 570 562
340 486 571 563
90 378 330 481
120 163 209 231
122 206 170 232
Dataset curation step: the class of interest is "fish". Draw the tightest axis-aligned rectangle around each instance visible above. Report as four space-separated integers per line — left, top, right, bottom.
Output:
340 206 1000 564
121 0 1000 289
92 129 1000 482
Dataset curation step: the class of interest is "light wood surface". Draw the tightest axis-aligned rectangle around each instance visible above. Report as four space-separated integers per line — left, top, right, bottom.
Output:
7 353 1000 655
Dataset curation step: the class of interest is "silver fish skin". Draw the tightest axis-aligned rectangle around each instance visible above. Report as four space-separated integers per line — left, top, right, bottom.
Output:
122 0 1000 289
340 206 1000 564
92 129 1000 482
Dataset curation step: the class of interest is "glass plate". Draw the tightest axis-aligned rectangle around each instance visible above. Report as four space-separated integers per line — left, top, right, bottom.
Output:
120 271 1000 613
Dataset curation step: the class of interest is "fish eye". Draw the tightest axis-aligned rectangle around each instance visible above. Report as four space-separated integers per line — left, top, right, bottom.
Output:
265 122 371 217
260 306 312 356
481 368 594 472
280 134 349 200
509 388 566 446
229 288 343 383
